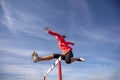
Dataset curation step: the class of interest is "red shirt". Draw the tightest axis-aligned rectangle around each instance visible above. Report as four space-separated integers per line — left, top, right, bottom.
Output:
47 29 74 54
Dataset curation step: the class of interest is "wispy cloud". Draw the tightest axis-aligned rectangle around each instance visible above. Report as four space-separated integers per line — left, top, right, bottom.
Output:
0 0 119 80
79 26 120 43
0 64 48 80
61 63 116 80
0 0 51 41
0 47 50 57
1 0 16 33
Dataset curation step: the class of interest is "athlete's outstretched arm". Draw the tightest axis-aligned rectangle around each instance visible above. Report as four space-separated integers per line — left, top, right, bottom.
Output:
66 42 75 45
45 27 61 36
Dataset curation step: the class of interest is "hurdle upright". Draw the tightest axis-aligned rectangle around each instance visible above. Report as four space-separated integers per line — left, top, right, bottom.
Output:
43 56 62 80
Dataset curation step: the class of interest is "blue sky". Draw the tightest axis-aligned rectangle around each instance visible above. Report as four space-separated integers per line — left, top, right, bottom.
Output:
0 0 120 80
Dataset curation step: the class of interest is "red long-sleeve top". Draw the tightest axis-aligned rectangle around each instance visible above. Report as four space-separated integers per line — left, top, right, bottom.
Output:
47 29 74 54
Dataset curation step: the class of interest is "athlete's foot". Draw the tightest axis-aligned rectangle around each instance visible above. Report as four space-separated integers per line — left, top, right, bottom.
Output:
77 57 85 62
32 51 39 63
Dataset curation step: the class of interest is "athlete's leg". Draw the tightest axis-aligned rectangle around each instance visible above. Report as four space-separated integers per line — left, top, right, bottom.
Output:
37 54 54 61
70 58 80 63
71 57 85 63
32 51 64 62
64 50 85 64
65 50 73 64
53 54 65 60
38 54 65 61
32 51 54 62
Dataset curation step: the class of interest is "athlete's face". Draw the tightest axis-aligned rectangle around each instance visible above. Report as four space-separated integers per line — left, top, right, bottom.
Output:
62 35 66 38
55 36 65 40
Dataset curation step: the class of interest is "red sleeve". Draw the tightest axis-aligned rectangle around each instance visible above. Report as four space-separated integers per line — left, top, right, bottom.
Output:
47 29 61 37
66 42 74 45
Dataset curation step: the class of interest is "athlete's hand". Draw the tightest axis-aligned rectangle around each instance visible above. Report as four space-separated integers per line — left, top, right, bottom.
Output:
45 27 49 31
72 42 75 46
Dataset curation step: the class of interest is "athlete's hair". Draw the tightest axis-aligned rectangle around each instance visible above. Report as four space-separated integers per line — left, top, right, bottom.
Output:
62 35 66 38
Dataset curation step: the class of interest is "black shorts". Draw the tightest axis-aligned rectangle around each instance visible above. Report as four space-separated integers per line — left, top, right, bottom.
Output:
53 50 73 64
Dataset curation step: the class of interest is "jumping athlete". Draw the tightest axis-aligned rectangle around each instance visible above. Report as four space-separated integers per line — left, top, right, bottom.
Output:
32 27 85 64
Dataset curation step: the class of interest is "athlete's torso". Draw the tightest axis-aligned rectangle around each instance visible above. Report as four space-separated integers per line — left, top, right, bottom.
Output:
56 36 72 54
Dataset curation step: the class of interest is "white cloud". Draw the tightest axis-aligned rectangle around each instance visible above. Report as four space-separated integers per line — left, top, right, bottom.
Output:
1 0 16 33
93 56 119 65
0 64 49 80
0 47 50 57
0 0 119 80
0 0 52 42
79 26 120 43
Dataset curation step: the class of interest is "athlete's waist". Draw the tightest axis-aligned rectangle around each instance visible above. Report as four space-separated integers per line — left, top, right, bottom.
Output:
62 49 72 55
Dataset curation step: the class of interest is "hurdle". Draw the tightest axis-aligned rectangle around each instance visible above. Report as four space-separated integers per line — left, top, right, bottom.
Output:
43 56 62 80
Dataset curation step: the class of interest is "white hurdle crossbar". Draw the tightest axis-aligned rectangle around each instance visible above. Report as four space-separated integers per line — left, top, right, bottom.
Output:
43 56 62 80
